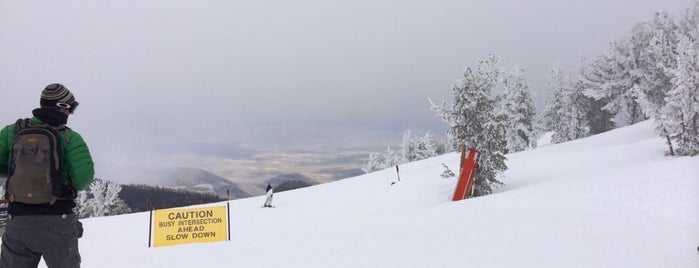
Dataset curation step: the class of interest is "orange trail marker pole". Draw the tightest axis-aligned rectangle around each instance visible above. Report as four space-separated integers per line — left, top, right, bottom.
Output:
452 148 479 201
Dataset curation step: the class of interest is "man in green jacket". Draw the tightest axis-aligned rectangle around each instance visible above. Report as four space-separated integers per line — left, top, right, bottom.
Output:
0 83 94 268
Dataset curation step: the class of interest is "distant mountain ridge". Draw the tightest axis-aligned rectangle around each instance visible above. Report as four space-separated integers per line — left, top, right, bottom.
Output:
119 184 225 212
265 173 315 187
152 167 251 199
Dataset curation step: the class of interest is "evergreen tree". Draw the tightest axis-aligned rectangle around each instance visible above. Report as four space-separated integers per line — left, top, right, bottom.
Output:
664 7 699 156
580 40 646 126
544 62 589 143
552 4 699 156
568 78 596 137
636 12 679 117
543 63 567 141
362 130 446 173
583 91 616 135
544 63 566 138
471 114 507 196
632 12 680 154
676 3 699 37
76 178 131 218
499 65 541 153
362 152 385 173
431 54 506 196
383 147 401 168
410 131 446 161
575 62 616 135
399 130 417 163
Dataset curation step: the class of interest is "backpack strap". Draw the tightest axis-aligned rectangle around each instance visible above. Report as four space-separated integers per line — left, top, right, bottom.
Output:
57 125 71 143
13 118 30 135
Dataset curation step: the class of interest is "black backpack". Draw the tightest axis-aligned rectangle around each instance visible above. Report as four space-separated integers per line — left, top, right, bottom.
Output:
5 119 75 204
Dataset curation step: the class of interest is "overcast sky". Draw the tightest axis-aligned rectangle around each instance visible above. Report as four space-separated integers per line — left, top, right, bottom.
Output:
1 0 695 179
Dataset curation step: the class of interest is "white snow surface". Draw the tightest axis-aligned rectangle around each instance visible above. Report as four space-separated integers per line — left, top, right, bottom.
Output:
33 121 699 267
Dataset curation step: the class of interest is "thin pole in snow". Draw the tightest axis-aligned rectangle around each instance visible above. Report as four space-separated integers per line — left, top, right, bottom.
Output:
396 165 400 181
147 198 153 248
227 200 231 241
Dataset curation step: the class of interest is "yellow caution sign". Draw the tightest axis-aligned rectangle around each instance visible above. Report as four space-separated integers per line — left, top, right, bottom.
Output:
152 205 228 247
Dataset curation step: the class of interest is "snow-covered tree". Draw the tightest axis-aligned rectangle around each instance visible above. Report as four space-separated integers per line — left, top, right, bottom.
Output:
408 131 446 161
399 130 417 163
574 61 616 135
630 12 680 154
76 178 131 218
676 3 699 38
362 152 385 173
543 63 567 139
431 54 507 196
498 65 541 153
431 54 501 148
580 40 646 126
368 146 401 172
636 12 679 117
665 36 699 156
663 7 699 156
362 130 446 173
383 147 402 168
552 4 698 156
582 89 616 135
544 62 589 143
471 115 507 196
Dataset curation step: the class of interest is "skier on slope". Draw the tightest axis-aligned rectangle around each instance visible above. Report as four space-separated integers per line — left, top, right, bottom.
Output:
263 183 274 208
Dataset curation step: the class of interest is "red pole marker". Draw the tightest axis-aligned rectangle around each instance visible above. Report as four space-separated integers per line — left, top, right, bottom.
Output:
452 148 479 201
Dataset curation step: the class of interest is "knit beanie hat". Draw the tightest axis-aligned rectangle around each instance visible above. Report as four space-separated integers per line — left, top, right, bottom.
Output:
40 83 77 109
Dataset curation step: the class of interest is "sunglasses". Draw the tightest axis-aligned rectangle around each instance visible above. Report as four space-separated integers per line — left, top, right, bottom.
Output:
56 101 79 114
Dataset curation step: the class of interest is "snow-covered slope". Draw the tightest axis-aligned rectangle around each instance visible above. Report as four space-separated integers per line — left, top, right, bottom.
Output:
36 120 699 267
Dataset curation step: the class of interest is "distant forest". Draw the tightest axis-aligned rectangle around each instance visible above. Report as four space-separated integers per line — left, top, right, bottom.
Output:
119 184 226 213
